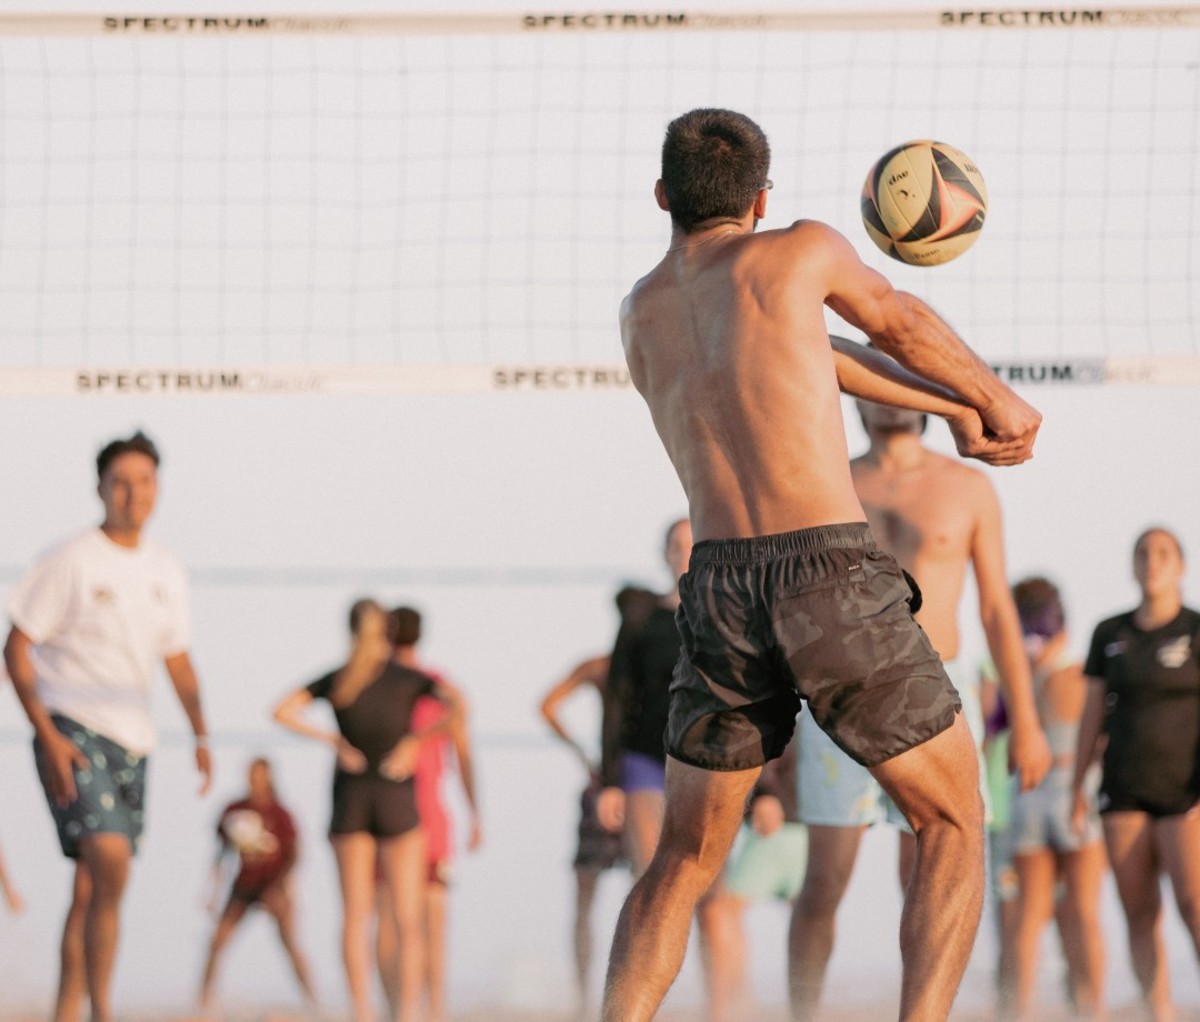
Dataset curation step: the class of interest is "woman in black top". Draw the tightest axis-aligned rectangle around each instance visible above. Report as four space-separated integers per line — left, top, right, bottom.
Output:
597 518 692 877
274 599 457 1022
1073 527 1200 1022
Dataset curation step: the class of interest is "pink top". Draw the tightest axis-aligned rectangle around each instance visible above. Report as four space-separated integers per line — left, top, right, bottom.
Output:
411 694 452 864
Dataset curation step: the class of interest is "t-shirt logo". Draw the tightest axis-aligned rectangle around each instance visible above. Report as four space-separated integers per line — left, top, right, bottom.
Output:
92 587 116 605
1104 640 1127 657
1156 636 1192 669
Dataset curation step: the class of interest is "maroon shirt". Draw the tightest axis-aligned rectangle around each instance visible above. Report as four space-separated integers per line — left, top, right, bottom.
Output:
218 798 298 898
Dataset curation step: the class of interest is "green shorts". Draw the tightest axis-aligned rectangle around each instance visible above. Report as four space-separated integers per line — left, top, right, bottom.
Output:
724 821 809 902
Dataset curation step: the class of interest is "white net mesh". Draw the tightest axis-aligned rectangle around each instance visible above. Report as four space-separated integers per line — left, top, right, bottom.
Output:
0 10 1197 391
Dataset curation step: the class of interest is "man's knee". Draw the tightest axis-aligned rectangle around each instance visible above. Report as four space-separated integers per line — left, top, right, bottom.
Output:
875 717 983 835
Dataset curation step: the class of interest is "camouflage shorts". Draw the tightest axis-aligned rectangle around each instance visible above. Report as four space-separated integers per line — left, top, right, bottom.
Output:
34 715 147 858
667 522 960 771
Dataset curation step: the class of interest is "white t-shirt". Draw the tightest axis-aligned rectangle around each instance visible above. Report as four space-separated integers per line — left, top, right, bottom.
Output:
7 528 192 755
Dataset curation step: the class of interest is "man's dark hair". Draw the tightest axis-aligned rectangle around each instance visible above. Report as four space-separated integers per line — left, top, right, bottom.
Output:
388 606 422 647
661 109 771 232
96 430 160 480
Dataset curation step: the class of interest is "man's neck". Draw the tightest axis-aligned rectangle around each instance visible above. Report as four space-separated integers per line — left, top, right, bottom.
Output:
100 522 142 549
1137 593 1182 630
867 432 927 474
393 646 419 668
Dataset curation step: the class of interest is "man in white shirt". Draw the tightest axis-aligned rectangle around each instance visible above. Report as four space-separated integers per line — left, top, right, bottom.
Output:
4 431 212 1022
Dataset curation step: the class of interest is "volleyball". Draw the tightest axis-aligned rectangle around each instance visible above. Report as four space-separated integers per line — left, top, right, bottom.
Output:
860 140 988 266
223 809 266 854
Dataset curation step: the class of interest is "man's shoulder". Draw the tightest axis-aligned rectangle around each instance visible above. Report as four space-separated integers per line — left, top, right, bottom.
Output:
33 528 100 564
928 452 995 500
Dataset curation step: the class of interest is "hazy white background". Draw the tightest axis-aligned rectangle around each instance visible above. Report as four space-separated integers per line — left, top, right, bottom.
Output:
1 0 1199 1016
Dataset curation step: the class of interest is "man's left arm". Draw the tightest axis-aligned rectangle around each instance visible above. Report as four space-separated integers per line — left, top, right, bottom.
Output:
164 651 213 794
970 478 1051 791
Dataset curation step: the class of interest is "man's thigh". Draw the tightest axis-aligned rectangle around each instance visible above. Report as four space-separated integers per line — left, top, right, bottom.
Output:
658 758 762 867
869 714 983 834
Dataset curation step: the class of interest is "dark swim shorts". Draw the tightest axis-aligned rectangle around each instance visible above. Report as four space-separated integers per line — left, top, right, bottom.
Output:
329 770 419 839
33 715 147 858
667 522 961 771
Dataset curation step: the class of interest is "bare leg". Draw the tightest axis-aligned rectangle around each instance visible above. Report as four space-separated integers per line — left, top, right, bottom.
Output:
870 715 986 1022
199 896 250 1009
602 758 760 1022
377 828 428 1022
1156 807 1200 964
991 833 1021 1015
333 833 380 1022
625 789 666 878
573 867 602 1013
1058 842 1107 1018
1011 849 1056 1018
54 860 93 1022
1103 812 1172 1022
261 883 318 1006
424 881 449 1022
77 834 132 1022
897 831 917 890
376 868 399 1016
787 825 865 1017
696 885 748 1022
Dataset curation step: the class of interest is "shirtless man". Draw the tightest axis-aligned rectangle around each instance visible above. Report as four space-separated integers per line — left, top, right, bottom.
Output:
601 108 1042 1022
788 397 1051 1017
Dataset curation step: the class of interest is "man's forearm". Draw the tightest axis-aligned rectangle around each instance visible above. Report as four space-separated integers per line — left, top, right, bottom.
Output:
166 659 209 738
868 293 1009 414
830 334 972 419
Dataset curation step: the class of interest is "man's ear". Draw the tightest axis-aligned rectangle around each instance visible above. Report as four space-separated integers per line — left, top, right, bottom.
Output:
753 188 768 220
654 179 669 212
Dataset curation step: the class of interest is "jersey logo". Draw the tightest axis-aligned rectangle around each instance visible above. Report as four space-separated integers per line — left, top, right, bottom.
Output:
1157 635 1192 669
1104 640 1127 657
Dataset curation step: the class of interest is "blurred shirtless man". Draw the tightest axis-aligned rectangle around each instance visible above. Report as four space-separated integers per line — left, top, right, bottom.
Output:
601 108 1043 1022
788 397 1050 1017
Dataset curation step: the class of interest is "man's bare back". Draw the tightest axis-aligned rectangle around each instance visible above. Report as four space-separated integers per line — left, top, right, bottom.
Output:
622 219 865 541
622 201 1040 544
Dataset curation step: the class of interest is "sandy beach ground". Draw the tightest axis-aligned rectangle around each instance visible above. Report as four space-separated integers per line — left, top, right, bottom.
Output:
4 1005 1200 1021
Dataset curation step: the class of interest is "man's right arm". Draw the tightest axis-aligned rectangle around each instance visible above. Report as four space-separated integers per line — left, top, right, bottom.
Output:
3 626 87 805
806 221 1042 459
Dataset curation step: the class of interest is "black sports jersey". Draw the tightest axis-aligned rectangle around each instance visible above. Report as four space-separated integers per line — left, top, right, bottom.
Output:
600 591 680 786
1084 607 1200 816
306 663 434 775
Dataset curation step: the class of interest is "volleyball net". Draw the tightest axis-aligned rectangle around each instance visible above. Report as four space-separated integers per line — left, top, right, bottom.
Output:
0 7 1197 395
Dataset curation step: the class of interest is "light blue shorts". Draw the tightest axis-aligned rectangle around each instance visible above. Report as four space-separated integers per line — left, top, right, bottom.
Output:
796 661 990 829
1010 765 1102 855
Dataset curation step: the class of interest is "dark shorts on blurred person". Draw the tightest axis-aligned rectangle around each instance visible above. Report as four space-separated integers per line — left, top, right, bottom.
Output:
330 771 419 838
573 781 625 872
